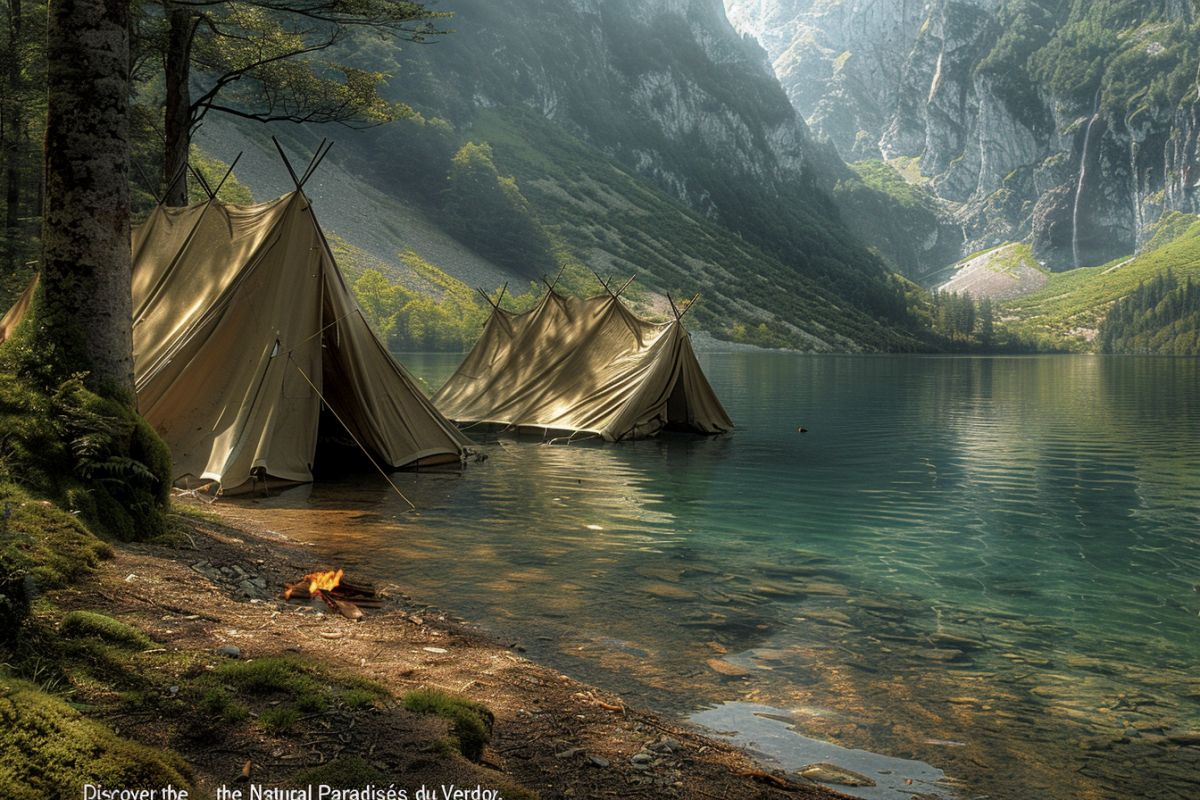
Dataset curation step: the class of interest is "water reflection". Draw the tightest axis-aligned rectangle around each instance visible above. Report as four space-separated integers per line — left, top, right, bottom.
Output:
224 353 1200 800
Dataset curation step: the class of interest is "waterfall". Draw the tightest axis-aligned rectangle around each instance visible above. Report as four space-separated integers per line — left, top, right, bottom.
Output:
1072 91 1101 269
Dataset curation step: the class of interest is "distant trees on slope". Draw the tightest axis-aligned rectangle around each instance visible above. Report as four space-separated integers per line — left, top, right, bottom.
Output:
1098 270 1200 355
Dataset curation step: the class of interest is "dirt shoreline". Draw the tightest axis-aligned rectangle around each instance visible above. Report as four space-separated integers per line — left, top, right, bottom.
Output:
55 498 847 800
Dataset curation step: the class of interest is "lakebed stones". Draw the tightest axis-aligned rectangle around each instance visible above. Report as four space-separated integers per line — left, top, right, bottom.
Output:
706 658 752 677
797 762 877 787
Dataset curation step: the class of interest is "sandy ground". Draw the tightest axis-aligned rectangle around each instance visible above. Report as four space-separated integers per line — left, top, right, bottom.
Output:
54 499 847 800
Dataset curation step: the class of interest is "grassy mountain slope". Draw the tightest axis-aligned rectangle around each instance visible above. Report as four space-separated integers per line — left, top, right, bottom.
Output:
471 109 922 351
1000 214 1200 350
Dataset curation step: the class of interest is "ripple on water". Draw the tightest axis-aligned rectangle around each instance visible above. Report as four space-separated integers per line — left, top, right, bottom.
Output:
231 353 1200 800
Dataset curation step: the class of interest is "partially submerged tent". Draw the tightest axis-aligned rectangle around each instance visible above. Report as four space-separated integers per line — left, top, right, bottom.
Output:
2 188 472 493
432 285 733 441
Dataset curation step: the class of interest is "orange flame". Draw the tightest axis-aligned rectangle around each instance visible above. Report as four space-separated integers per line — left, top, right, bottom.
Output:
283 568 344 600
308 568 344 594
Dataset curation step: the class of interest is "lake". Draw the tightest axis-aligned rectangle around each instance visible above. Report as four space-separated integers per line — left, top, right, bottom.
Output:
225 352 1200 799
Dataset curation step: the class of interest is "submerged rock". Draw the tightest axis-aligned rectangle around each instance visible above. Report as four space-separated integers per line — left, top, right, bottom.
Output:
706 658 751 677
797 762 877 787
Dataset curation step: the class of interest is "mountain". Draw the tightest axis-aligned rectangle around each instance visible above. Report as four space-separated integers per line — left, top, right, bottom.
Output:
725 0 1200 271
314 0 930 350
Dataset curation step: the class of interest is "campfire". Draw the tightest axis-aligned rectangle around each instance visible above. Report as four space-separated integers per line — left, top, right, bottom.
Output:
282 569 382 620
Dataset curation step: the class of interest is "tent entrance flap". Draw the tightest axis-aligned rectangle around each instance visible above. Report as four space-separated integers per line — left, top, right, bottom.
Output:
663 377 696 433
1 190 473 494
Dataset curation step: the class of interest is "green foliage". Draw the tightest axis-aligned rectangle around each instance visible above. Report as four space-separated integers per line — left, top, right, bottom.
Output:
975 0 1063 131
930 290 978 342
187 146 254 205
401 688 493 762
1098 269 1200 355
355 113 458 203
1003 215 1200 349
468 109 926 351
258 705 302 734
214 656 324 700
349 254 543 351
185 2 442 128
1141 211 1198 252
834 160 959 278
444 142 557 277
0 367 170 541
60 611 153 650
1029 0 1200 116
1101 21 1199 126
0 677 192 799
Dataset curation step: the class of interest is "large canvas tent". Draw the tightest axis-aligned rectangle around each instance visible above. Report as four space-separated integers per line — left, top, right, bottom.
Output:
1 189 472 493
432 285 733 441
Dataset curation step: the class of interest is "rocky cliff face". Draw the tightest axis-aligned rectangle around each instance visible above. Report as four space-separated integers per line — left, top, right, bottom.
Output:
402 0 820 225
376 0 919 326
726 0 1200 270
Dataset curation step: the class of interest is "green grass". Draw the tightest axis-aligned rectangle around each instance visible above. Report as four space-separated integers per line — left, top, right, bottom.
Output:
1001 217 1200 349
0 677 192 799
401 688 494 762
207 656 391 736
60 611 153 650
199 687 250 723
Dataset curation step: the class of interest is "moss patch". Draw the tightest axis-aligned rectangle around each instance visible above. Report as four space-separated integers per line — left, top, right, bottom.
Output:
0 482 113 638
60 611 153 650
0 677 191 799
401 689 494 762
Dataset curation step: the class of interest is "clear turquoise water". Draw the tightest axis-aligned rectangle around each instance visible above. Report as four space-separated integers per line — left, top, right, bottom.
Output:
233 353 1200 799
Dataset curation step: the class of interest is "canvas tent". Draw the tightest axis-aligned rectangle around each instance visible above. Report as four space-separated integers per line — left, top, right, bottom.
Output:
432 285 733 441
1 189 472 493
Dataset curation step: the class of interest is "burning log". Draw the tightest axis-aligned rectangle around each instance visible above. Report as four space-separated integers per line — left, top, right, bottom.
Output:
282 569 380 619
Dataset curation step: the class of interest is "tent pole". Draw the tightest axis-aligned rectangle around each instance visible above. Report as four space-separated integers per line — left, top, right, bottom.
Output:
476 287 501 311
678 292 701 320
286 352 417 511
300 140 334 188
592 270 617 298
613 274 637 298
272 136 303 191
132 160 163 205
543 263 567 294
186 162 215 201
211 152 243 198
666 292 682 323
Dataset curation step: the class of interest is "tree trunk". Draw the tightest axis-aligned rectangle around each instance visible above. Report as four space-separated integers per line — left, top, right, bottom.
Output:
40 0 134 397
162 5 194 207
2 0 22 270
